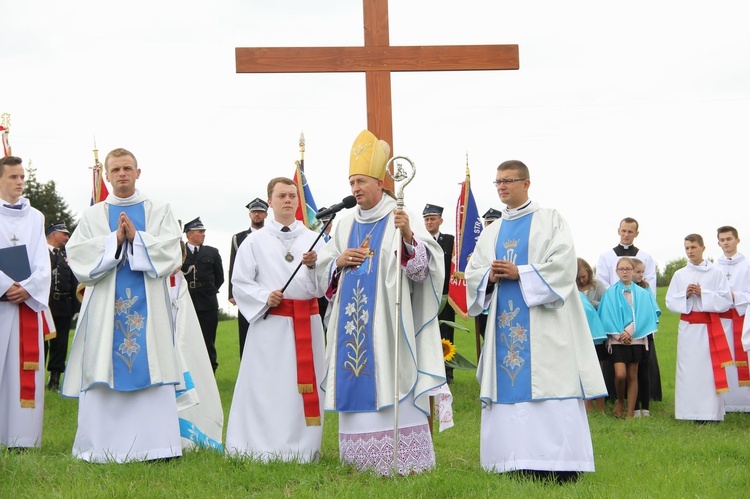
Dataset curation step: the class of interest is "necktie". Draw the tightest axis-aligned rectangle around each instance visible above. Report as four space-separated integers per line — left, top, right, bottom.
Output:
194 246 199 255
281 226 291 232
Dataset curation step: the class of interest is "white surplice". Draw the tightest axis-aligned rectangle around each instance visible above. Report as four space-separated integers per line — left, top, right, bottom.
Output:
466 201 606 473
63 192 183 462
226 220 326 462
0 198 50 448
716 253 750 412
316 195 445 475
666 260 733 421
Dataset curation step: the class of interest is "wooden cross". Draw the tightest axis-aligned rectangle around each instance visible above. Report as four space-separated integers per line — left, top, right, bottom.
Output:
236 0 519 190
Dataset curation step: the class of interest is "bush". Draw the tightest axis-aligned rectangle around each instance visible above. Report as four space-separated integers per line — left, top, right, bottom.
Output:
657 257 687 287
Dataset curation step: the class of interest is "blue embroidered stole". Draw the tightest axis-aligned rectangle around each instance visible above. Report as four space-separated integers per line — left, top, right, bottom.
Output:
494 214 533 403
334 216 389 412
108 203 151 391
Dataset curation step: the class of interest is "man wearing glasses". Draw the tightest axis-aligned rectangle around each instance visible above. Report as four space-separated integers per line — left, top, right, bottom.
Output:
466 160 606 482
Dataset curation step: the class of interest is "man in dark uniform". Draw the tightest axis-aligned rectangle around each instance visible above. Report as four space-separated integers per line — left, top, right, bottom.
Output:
315 207 334 327
182 217 224 373
423 204 456 383
474 208 502 341
45 221 79 392
228 198 268 358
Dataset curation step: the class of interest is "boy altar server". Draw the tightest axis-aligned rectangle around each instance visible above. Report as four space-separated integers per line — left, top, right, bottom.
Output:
0 156 51 449
666 233 733 422
226 177 326 461
715 226 750 412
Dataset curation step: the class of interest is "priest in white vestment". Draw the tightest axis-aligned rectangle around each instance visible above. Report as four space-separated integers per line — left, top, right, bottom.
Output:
715 226 750 412
0 156 51 449
666 233 733 421
62 148 183 462
466 160 606 480
317 131 445 476
226 177 327 462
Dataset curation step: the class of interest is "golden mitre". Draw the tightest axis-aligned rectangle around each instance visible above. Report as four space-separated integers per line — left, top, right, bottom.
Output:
349 130 391 179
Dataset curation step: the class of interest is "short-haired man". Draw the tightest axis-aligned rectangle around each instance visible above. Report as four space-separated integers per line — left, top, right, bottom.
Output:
716 226 750 412
466 160 606 481
0 156 51 449
317 130 445 476
182 217 224 373
666 234 733 422
45 221 79 392
62 148 183 462
226 177 326 461
597 218 657 295
229 198 268 358
423 203 456 383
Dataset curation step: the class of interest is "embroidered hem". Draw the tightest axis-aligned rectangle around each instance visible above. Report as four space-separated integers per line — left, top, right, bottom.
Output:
339 423 435 476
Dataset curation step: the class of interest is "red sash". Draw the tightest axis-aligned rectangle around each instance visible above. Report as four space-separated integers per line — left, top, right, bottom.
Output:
18 304 51 408
269 298 321 426
681 312 734 393
719 309 750 385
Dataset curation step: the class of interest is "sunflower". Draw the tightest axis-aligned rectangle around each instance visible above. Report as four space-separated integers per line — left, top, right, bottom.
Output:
441 338 456 362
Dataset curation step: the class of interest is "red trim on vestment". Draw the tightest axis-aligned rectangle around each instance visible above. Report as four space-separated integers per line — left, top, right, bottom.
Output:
269 298 321 426
719 309 750 385
682 312 734 393
19 304 41 408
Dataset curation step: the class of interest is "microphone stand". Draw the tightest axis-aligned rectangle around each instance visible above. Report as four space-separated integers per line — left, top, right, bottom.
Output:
262 214 335 320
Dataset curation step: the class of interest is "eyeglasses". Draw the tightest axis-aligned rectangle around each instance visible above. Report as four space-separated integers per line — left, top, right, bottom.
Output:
493 178 527 186
616 267 634 272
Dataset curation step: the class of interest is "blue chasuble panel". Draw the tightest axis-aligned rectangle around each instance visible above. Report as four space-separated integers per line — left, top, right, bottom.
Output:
108 203 152 391
334 216 389 412
494 214 533 403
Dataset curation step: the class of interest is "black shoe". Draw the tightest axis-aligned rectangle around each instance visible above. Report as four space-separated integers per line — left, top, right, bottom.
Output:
47 372 60 392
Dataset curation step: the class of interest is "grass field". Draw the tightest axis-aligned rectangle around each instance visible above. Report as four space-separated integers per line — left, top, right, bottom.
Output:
3 288 750 498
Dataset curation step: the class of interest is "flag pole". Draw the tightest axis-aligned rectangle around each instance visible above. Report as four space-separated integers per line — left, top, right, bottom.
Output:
1 113 11 156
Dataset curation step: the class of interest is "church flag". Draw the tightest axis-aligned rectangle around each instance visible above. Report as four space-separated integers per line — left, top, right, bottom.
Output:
90 146 109 205
448 167 483 319
292 133 323 232
1 112 11 157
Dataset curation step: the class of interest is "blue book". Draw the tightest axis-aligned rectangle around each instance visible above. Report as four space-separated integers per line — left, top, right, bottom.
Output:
0 244 31 301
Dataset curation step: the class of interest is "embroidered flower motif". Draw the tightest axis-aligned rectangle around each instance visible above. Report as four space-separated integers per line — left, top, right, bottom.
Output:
126 310 145 331
497 299 528 386
114 288 145 373
508 323 528 343
497 300 519 329
343 279 370 378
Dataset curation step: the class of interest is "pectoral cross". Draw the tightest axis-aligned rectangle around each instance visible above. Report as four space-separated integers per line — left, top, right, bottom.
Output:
10 234 19 246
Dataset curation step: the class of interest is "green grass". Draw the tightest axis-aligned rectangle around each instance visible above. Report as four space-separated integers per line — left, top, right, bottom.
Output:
3 288 750 498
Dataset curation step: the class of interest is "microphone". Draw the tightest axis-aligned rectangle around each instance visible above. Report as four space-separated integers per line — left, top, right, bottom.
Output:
315 195 357 220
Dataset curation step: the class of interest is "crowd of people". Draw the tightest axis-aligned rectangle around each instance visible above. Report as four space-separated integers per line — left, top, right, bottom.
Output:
2 133 750 482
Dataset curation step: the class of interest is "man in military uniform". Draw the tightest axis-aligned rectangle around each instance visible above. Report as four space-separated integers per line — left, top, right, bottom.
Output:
45 221 79 392
228 198 268 358
423 204 456 383
182 217 224 373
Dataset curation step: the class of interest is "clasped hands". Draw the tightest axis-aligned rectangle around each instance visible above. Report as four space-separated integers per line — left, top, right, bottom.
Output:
686 283 701 297
336 209 412 270
115 212 137 246
489 259 520 283
5 282 30 304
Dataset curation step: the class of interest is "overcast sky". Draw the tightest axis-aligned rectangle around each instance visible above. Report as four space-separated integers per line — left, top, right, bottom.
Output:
3 0 749 309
